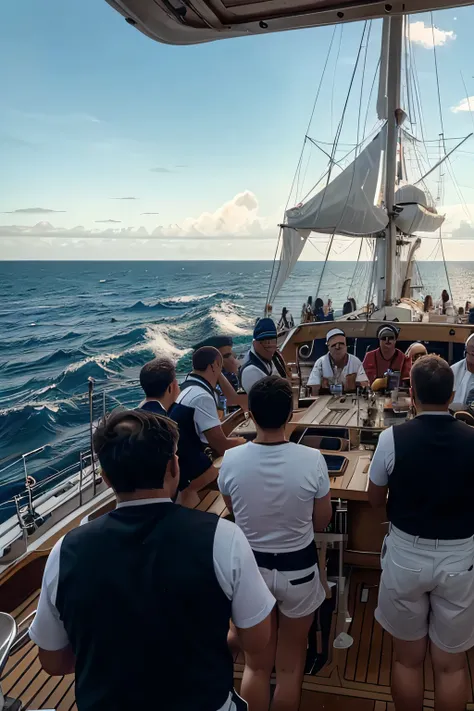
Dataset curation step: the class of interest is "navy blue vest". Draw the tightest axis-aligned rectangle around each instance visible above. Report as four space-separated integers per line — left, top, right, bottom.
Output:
140 400 167 415
239 350 287 392
55 503 233 711
168 376 216 489
387 415 474 539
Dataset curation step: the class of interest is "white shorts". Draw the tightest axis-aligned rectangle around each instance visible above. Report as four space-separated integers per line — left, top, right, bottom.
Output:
258 563 325 618
376 526 474 653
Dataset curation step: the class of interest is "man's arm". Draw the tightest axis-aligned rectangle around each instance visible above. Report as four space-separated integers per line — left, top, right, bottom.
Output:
213 519 275 656
362 351 376 385
307 359 322 396
29 538 76 676
38 646 76 676
205 425 246 456
367 427 394 509
222 494 233 512
356 359 369 388
313 492 333 531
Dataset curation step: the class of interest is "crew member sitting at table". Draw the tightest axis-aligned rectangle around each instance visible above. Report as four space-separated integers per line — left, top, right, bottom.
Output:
138 357 180 415
362 324 411 385
451 332 474 407
193 335 248 412
240 318 288 394
307 328 369 395
368 355 474 711
169 346 245 508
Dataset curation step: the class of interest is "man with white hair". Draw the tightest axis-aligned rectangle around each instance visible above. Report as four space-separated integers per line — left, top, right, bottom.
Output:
307 328 369 395
451 333 474 406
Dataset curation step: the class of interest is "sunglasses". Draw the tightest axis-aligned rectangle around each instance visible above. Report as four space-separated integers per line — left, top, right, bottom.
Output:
380 336 395 342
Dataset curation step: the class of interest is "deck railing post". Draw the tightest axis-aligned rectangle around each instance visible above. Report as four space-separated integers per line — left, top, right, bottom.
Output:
88 378 97 497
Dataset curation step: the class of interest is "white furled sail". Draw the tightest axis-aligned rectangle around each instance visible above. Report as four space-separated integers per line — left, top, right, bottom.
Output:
394 184 445 234
285 127 388 237
267 227 311 304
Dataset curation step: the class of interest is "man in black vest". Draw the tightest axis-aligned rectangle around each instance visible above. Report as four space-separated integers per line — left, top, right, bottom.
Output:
139 356 180 415
240 318 288 394
29 409 275 711
368 355 474 711
169 347 245 507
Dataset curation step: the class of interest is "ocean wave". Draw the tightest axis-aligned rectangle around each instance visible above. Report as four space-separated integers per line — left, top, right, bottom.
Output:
0 331 82 353
125 292 241 312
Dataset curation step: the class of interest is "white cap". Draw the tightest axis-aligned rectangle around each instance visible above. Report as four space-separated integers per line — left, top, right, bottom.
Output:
326 328 346 345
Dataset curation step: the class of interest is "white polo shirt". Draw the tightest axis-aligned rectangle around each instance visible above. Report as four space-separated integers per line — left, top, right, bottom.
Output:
218 442 330 553
307 353 368 388
240 346 277 394
452 359 474 406
175 377 221 443
29 498 275 711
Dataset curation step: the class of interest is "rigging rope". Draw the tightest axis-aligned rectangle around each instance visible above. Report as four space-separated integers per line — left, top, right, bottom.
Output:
265 24 338 309
314 21 369 301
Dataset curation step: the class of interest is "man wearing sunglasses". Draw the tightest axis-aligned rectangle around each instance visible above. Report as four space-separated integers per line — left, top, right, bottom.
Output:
363 324 411 385
307 328 368 395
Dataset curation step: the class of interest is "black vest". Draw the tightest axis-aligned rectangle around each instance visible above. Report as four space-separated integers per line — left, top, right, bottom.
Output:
168 376 216 488
55 503 233 711
239 349 287 392
140 400 167 415
387 414 474 539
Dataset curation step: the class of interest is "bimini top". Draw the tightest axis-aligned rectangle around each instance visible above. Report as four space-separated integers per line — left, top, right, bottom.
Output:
104 0 474 45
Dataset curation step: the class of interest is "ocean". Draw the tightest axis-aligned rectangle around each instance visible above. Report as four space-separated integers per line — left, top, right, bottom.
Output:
0 259 472 518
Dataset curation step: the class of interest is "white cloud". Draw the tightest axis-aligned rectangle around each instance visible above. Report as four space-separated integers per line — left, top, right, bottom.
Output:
451 96 474 113
408 21 456 48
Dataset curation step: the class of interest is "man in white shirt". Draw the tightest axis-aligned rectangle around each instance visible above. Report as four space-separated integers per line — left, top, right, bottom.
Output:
451 333 474 407
169 347 245 507
30 409 275 711
240 318 288 394
368 356 474 711
307 328 368 395
219 376 332 711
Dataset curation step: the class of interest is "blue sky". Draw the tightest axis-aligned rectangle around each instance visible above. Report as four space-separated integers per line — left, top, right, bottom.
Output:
1 0 474 260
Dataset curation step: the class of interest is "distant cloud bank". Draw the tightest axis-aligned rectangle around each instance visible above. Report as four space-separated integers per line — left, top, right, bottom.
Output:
2 207 65 214
451 96 474 113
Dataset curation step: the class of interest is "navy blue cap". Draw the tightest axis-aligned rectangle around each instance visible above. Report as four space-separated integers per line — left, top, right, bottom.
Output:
253 318 277 342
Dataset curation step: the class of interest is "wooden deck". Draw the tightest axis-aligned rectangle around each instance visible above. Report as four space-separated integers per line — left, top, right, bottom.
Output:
3 491 474 710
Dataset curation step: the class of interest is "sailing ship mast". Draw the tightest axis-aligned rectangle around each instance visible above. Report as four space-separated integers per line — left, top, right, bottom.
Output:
384 16 404 305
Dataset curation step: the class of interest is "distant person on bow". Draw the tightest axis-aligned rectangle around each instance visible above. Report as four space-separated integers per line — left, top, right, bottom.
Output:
423 295 434 313
323 299 334 321
451 333 474 407
302 297 314 323
169 347 246 507
313 297 325 322
362 325 411 385
30 409 275 711
239 318 288 394
139 357 180 415
307 328 368 395
368 355 474 711
436 289 456 317
278 307 294 332
218 376 332 711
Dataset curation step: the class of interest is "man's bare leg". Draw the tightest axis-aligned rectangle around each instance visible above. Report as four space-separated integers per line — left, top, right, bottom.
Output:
178 464 219 508
240 607 278 711
391 636 427 711
271 611 314 711
430 642 468 711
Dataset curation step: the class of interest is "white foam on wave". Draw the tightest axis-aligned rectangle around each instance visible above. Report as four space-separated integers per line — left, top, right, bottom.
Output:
164 293 218 304
64 354 120 375
209 301 252 335
142 325 190 360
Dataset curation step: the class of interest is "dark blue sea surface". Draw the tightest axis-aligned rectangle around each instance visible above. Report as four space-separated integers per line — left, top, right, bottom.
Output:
0 260 472 517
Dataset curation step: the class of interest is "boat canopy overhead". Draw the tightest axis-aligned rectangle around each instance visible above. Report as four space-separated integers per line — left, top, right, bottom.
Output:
105 0 474 45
